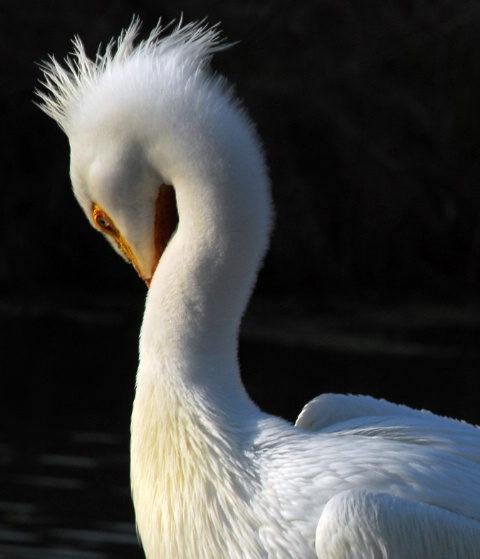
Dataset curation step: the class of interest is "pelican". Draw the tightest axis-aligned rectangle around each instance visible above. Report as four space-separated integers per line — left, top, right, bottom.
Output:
37 19 480 559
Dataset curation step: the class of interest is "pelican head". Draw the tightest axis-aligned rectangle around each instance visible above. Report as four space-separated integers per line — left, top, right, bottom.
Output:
37 19 269 287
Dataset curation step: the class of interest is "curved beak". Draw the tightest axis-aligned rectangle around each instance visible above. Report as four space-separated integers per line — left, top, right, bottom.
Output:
124 184 178 289
110 233 153 289
93 183 177 289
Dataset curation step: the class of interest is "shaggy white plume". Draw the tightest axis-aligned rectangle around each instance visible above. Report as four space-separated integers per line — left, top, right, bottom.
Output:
36 18 227 132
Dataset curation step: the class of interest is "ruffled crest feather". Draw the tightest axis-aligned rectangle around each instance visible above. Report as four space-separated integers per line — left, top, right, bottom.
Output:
36 17 228 132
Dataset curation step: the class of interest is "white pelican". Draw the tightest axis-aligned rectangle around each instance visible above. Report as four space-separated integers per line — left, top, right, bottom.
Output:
37 19 480 559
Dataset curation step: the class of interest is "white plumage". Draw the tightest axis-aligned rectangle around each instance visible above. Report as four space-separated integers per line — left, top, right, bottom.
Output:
38 19 480 559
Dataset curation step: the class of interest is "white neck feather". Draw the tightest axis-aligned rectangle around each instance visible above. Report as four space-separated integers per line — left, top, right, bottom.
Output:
131 86 273 558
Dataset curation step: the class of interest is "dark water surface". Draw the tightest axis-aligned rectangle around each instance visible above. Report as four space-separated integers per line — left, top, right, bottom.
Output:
1 299 143 558
1 296 479 557
0 430 139 558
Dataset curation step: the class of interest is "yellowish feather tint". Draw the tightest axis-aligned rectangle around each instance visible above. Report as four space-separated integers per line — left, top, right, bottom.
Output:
130 381 263 559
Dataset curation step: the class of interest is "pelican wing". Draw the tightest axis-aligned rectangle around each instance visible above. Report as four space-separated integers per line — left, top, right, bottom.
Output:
296 394 480 465
316 489 480 558
296 393 432 431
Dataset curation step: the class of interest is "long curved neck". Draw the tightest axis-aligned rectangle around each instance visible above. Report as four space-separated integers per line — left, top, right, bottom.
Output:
137 112 272 412
131 81 273 559
138 201 250 405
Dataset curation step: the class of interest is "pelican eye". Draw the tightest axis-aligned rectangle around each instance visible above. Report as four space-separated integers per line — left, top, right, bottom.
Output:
92 204 115 234
91 203 139 270
96 215 110 229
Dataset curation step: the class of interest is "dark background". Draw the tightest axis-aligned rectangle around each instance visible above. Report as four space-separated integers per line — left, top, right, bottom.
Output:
2 0 479 414
4 0 480 296
1 1 480 556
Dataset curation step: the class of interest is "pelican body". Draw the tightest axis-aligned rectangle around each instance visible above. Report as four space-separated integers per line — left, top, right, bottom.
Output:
38 20 480 559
